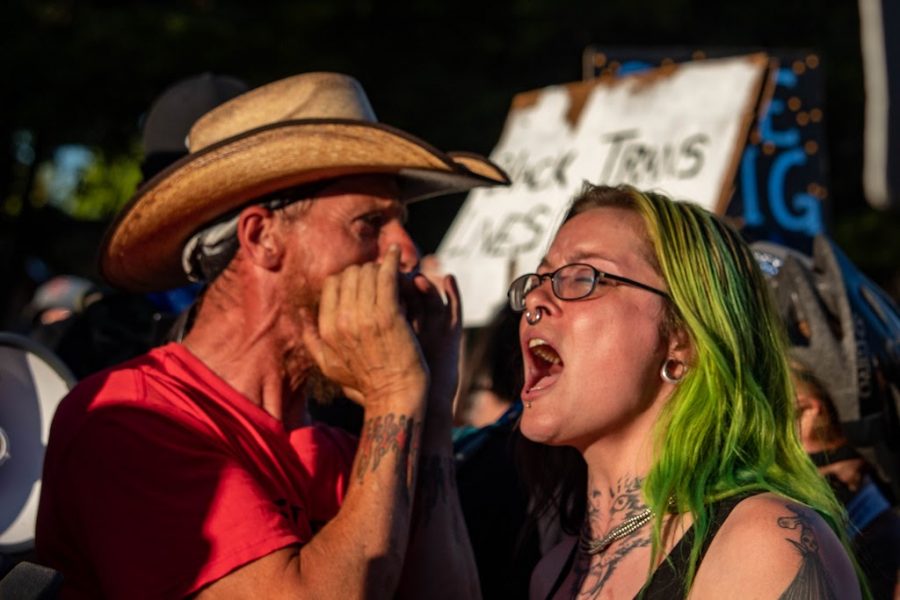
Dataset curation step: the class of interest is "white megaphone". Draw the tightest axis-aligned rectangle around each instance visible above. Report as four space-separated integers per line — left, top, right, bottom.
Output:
0 333 74 554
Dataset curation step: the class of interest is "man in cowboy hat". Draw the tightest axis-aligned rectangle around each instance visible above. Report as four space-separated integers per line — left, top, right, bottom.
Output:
36 72 509 598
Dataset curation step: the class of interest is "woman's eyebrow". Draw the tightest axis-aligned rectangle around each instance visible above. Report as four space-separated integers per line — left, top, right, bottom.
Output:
537 252 621 271
569 251 620 267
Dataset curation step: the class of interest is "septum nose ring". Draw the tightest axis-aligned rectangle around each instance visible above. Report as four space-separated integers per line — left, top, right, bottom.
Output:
525 307 543 325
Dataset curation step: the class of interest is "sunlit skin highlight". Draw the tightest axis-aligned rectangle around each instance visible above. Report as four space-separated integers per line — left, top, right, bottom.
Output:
518 207 679 472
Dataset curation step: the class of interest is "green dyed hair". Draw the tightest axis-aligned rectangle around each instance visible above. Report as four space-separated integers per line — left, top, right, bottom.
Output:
524 183 856 595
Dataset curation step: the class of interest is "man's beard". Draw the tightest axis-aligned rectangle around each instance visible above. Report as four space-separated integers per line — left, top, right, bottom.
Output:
302 366 345 405
285 279 346 406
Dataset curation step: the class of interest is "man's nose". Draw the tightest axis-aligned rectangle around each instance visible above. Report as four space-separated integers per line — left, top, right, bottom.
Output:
380 222 419 273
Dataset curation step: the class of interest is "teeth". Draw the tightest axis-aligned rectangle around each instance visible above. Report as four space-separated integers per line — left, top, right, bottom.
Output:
534 347 561 364
528 338 561 365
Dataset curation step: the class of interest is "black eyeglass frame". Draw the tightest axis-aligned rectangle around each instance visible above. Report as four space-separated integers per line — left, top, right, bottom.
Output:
507 262 670 312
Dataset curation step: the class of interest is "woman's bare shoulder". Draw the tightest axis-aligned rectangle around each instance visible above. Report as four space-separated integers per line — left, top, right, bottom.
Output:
689 493 861 599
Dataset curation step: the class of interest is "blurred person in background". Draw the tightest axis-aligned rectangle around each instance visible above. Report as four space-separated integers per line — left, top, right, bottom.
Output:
22 74 250 381
753 236 900 599
791 361 900 599
24 274 102 351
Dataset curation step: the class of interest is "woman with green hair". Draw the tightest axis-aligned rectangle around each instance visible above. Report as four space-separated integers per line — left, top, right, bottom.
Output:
509 184 864 598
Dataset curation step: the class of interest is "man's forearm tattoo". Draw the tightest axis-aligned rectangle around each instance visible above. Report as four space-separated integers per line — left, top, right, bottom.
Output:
777 504 838 600
355 413 422 488
572 475 651 598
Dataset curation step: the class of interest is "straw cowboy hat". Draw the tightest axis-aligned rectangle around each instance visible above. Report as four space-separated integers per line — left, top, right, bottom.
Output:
101 72 509 292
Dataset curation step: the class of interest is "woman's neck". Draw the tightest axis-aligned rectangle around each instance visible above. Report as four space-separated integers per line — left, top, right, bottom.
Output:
580 427 654 503
583 473 650 539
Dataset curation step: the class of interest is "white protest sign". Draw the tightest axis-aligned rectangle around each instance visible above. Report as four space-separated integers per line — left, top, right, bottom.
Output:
438 54 768 327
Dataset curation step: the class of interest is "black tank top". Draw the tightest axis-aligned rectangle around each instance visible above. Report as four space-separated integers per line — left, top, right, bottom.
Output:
544 495 749 599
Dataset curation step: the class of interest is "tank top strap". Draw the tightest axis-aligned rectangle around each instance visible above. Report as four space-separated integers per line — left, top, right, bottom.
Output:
637 494 752 599
544 494 754 600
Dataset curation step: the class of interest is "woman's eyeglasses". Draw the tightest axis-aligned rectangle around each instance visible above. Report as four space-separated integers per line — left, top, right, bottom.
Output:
507 263 669 312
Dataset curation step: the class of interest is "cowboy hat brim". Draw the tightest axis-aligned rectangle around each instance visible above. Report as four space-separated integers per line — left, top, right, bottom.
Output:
100 118 509 292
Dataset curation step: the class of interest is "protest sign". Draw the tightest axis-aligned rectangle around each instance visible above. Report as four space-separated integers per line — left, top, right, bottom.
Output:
583 47 830 254
438 54 769 326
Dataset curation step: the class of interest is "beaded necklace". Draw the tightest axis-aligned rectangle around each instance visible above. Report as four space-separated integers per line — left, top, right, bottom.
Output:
578 507 654 555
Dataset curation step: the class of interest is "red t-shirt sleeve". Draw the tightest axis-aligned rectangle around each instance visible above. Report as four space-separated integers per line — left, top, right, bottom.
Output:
52 404 305 598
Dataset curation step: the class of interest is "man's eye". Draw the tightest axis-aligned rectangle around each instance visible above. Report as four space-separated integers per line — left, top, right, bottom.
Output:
356 213 388 235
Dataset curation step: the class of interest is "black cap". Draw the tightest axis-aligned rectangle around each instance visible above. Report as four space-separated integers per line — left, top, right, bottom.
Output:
140 73 248 181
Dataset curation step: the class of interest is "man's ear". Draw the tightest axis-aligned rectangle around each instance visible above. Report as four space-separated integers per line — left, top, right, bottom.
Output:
796 393 823 417
236 205 285 271
795 393 826 449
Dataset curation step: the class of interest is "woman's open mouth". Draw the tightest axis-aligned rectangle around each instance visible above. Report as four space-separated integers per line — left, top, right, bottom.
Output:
523 337 564 398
